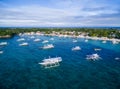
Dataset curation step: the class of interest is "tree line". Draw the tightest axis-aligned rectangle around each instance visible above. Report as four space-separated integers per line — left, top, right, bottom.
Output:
0 27 120 39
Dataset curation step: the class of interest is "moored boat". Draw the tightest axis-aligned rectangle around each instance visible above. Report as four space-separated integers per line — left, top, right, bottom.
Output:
115 57 120 60
0 42 8 46
86 53 101 61
50 38 54 40
112 40 119 44
102 40 106 43
42 40 49 43
73 39 77 43
94 48 101 51
34 38 40 42
72 46 81 51
19 42 28 46
17 38 25 41
85 39 88 42
39 57 62 68
42 44 54 49
0 51 3 54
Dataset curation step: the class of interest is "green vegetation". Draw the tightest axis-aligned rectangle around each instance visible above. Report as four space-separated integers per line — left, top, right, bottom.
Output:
0 27 120 39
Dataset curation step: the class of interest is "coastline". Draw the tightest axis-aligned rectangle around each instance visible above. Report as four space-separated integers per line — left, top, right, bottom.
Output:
44 34 120 42
18 32 120 42
0 30 120 43
0 35 11 38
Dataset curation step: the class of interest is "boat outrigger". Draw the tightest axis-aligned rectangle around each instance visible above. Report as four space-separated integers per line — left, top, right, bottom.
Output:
86 53 101 61
39 57 62 68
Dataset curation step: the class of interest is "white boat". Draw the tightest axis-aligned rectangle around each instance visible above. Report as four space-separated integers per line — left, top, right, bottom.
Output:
42 40 49 43
112 40 119 44
50 38 54 40
0 51 3 54
72 46 81 51
86 53 101 61
18 33 22 36
115 57 120 60
73 39 77 43
30 36 35 39
102 40 106 43
0 42 8 46
19 42 28 46
94 48 101 51
39 57 62 68
85 39 88 42
17 38 25 41
42 44 54 49
34 38 40 42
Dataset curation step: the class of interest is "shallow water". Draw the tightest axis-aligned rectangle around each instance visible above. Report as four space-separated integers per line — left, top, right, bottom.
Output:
0 35 120 89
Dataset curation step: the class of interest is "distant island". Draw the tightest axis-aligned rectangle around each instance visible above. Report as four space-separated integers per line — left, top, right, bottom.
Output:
0 28 120 40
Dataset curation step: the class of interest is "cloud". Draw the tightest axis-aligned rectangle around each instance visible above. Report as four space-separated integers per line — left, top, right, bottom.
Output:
0 0 120 27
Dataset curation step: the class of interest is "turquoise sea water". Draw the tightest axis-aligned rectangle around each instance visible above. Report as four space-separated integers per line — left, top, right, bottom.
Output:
0 35 120 89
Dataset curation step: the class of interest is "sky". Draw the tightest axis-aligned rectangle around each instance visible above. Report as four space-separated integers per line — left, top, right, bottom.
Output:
0 0 120 27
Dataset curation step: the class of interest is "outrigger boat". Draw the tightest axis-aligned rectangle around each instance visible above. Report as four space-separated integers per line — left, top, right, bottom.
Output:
42 44 54 49
34 38 40 42
86 53 101 61
0 51 3 54
0 42 8 46
72 46 81 51
39 57 62 68
19 42 28 46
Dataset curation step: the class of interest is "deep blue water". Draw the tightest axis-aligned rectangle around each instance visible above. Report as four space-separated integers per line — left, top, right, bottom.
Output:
0 35 120 89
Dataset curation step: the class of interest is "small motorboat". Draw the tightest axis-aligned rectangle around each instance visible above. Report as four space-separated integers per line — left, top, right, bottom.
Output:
85 39 88 42
115 57 120 60
94 48 101 51
102 40 106 43
34 38 40 42
72 46 81 51
0 51 3 54
112 40 119 44
0 42 8 46
73 39 77 43
19 42 28 46
42 44 54 49
50 38 54 40
17 38 25 41
42 40 49 43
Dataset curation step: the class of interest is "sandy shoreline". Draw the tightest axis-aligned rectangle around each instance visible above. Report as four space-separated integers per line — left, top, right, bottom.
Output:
0 35 11 38
19 32 120 43
0 32 120 43
43 34 120 42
